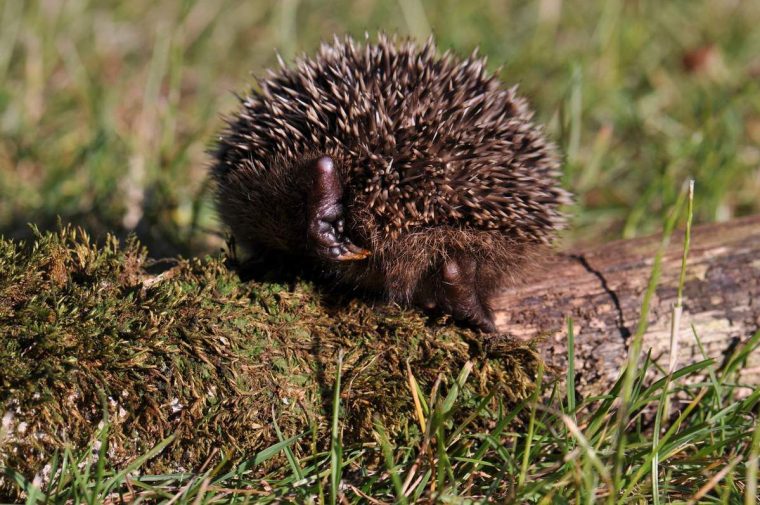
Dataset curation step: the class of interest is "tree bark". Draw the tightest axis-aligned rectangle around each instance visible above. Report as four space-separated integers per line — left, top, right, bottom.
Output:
493 215 760 396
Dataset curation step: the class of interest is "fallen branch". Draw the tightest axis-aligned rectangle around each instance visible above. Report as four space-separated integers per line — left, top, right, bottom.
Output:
494 214 760 395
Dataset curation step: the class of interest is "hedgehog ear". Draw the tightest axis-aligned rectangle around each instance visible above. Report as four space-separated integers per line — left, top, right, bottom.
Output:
306 156 370 262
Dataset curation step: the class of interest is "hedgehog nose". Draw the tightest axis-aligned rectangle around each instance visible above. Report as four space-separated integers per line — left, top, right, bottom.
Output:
413 279 438 312
420 298 437 311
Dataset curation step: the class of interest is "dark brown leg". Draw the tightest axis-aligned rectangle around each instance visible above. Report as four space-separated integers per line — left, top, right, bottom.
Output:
307 156 370 261
441 257 497 333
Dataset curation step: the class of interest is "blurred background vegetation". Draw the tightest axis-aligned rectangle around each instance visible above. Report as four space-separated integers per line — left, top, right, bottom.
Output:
1 0 758 257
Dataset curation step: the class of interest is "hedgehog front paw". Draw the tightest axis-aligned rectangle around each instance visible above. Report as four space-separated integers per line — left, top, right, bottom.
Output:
307 156 370 262
440 258 497 333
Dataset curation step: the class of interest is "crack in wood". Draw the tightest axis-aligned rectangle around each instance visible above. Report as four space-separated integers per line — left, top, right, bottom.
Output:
570 253 632 341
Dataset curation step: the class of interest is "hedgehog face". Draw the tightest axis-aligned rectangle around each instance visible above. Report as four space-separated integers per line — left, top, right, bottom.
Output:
211 35 570 333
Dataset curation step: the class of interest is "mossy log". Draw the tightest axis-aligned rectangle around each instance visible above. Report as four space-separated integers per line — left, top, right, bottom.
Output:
0 227 540 493
494 214 760 397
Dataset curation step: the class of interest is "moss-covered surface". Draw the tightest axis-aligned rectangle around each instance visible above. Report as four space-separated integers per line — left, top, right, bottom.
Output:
0 226 543 492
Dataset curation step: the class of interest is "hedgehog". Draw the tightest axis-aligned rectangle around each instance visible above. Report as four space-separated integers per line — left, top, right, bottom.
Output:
211 35 571 332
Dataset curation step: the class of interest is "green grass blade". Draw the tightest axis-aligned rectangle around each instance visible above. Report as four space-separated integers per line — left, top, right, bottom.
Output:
518 361 543 489
747 418 760 505
271 406 304 482
566 317 577 422
101 434 176 496
613 184 688 490
373 416 408 505
329 349 344 505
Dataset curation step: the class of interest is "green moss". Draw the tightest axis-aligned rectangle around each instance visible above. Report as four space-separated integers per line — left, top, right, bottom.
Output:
0 226 543 490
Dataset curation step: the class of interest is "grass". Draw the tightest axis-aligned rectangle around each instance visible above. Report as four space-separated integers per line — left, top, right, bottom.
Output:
2 0 760 502
3 313 759 502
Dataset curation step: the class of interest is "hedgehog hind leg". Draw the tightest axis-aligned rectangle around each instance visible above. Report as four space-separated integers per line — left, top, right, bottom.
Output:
307 156 370 261
440 256 497 333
